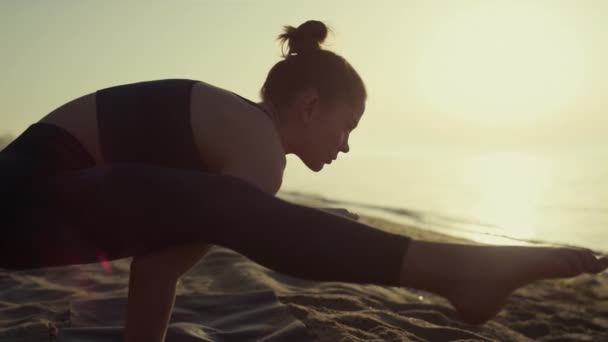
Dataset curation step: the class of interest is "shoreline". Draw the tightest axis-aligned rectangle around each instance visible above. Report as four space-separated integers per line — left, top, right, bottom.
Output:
278 190 608 257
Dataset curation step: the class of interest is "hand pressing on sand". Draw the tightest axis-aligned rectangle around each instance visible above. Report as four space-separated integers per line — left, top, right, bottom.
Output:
318 207 359 220
399 240 608 325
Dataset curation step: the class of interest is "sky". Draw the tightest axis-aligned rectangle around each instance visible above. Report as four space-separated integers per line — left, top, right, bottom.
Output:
3 0 608 250
2 0 607 156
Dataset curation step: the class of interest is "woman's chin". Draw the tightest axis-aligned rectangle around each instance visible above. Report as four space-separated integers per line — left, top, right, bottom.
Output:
305 160 326 172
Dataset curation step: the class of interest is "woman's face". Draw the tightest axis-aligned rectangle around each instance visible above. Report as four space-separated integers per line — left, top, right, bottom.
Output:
298 99 364 172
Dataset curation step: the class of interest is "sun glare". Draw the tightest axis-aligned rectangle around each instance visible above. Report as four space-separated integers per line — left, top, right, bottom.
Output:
414 2 587 125
460 151 553 242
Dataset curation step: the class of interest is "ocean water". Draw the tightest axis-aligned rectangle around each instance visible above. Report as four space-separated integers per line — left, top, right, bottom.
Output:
280 148 608 254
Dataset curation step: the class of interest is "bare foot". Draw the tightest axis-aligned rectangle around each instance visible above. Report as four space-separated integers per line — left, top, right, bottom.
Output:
400 240 608 325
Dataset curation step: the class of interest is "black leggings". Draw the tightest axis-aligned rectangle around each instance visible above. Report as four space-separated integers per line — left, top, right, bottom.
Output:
0 126 411 287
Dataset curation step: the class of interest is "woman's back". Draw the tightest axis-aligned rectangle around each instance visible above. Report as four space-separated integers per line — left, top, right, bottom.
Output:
35 79 284 177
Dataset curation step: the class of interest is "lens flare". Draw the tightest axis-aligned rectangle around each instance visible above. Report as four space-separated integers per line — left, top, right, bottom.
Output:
97 251 111 273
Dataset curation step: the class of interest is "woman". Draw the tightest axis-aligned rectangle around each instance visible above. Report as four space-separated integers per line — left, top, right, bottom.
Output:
0 20 606 342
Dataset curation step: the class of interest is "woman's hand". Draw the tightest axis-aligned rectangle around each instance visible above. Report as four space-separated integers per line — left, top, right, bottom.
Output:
319 207 359 220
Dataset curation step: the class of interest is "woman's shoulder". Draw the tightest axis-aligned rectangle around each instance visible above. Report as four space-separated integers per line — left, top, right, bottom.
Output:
190 81 278 143
190 81 285 190
190 81 267 117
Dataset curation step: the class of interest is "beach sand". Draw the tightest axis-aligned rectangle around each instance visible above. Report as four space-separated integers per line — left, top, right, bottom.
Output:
0 195 606 341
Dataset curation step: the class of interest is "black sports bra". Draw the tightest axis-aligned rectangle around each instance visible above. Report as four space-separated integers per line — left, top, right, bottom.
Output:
96 78 271 171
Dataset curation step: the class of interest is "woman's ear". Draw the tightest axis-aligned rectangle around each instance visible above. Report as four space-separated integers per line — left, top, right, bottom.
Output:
295 88 321 124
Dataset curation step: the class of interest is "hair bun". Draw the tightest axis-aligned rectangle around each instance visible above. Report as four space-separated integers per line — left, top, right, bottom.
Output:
278 20 329 57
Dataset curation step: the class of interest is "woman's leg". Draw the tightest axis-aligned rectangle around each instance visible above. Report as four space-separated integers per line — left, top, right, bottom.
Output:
19 162 407 342
16 161 607 330
18 162 410 286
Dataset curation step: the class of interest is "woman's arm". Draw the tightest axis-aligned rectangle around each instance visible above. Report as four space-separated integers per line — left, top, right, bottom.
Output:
218 110 286 195
221 155 284 195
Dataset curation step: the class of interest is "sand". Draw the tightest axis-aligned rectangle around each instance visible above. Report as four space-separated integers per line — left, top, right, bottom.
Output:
0 194 606 341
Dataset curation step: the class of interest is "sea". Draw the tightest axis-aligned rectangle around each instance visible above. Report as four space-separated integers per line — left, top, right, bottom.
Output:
280 148 608 255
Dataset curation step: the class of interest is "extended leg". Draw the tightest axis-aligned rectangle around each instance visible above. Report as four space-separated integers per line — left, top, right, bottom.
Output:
17 162 411 286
